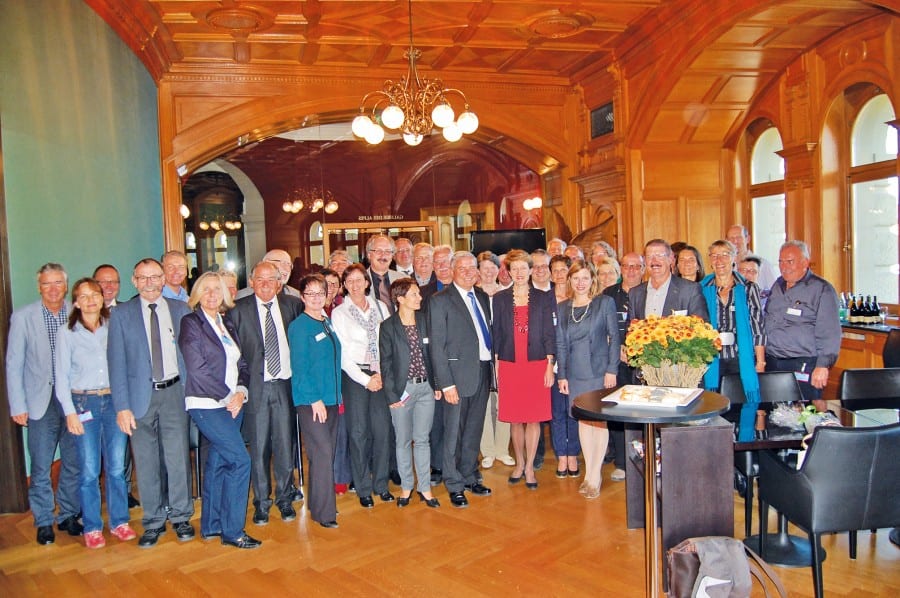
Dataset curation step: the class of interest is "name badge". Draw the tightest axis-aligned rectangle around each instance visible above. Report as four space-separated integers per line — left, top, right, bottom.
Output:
617 311 628 322
719 332 735 346
315 332 327 342
422 337 429 344
78 411 94 423
787 307 802 316
672 310 687 316
795 371 810 383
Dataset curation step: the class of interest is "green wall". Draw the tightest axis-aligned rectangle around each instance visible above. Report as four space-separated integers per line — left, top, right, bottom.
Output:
1 0 163 307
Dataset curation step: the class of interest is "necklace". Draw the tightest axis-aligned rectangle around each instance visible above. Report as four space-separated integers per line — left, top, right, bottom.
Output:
570 300 590 324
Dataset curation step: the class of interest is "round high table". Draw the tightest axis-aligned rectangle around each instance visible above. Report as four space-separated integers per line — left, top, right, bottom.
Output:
572 388 730 598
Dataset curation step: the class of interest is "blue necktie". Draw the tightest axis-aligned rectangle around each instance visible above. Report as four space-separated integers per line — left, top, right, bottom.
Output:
467 290 492 352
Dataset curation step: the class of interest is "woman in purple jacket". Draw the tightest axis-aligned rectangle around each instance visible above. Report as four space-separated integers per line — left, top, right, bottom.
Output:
179 272 257 549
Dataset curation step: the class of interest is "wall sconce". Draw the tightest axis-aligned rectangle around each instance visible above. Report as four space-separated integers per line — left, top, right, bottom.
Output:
522 197 543 210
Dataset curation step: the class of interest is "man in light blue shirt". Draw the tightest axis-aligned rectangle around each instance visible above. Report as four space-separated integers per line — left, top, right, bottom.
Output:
161 250 189 302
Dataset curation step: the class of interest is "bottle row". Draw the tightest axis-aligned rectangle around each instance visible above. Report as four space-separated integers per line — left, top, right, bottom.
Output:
839 293 886 325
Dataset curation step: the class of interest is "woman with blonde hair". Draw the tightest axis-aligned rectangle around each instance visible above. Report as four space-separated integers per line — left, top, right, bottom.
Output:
555 261 620 498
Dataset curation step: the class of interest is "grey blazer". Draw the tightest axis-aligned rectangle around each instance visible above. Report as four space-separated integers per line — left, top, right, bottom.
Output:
5 300 70 419
108 295 190 419
427 284 492 397
628 275 709 322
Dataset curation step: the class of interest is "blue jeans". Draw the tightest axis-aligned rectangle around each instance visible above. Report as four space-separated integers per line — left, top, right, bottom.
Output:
189 408 250 541
550 382 581 457
73 392 129 533
27 395 80 527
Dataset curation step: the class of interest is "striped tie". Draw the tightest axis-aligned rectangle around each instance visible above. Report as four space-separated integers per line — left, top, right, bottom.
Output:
263 302 281 377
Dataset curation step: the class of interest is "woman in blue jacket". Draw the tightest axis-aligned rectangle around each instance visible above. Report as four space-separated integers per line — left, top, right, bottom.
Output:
179 272 256 548
289 273 342 528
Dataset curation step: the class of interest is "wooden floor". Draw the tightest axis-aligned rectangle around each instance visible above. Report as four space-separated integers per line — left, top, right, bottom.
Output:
1 461 898 597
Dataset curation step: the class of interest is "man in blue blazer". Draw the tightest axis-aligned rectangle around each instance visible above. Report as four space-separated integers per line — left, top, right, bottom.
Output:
229 261 303 525
427 251 494 508
6 263 82 545
628 239 709 322
109 258 194 548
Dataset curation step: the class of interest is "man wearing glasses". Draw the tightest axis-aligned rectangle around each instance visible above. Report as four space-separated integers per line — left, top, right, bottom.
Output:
229 261 303 525
6 263 82 545
628 239 708 321
109 258 194 548
365 234 409 316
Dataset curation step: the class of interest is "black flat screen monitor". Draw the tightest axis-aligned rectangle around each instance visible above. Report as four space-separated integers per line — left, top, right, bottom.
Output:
470 229 547 256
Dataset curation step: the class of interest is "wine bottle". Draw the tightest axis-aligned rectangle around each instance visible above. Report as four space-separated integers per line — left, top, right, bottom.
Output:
872 295 882 324
849 294 860 324
864 295 874 324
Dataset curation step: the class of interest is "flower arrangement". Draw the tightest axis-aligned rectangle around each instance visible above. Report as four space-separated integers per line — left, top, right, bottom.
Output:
625 314 721 387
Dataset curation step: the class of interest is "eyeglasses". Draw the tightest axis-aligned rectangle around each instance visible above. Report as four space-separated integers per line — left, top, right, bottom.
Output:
622 264 644 270
645 252 669 260
737 267 758 275
369 248 394 256
134 275 162 283
303 291 326 298
708 253 733 261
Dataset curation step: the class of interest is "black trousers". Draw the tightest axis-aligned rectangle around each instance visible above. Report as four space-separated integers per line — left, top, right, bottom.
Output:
296 404 338 523
341 371 392 497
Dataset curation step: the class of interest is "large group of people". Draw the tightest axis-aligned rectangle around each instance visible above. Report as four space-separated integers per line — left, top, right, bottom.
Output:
5 225 843 550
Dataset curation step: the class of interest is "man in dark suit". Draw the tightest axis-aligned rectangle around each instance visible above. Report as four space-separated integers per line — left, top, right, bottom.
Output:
427 251 493 508
229 261 303 525
628 239 709 321
366 234 408 316
109 258 194 548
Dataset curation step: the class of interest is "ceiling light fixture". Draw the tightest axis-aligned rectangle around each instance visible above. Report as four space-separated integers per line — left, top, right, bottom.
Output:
351 0 478 146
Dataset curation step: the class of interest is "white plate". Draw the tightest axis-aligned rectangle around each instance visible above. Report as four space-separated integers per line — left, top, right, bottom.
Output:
604 385 703 409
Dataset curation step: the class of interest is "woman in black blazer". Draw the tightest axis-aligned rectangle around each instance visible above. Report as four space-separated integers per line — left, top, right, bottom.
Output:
491 250 556 489
379 279 441 507
179 272 258 549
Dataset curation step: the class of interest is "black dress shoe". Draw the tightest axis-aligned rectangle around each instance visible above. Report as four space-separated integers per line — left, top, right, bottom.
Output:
201 530 222 541
292 486 304 502
222 533 261 549
556 468 568 478
397 495 411 508
173 521 195 541
138 526 166 548
359 495 374 508
36 525 55 545
278 504 297 521
57 516 83 536
417 492 440 508
379 491 395 502
568 468 581 478
449 491 469 508
465 483 492 496
890 527 900 547
252 509 269 525
526 481 539 490
508 473 523 484
430 468 442 486
318 520 339 529
389 470 402 486
128 494 141 509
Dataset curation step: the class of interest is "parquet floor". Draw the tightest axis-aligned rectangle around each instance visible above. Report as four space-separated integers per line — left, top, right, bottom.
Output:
1 460 898 597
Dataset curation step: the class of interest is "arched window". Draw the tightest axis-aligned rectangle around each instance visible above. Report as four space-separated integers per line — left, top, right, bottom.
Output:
748 123 786 265
849 93 898 303
309 220 324 267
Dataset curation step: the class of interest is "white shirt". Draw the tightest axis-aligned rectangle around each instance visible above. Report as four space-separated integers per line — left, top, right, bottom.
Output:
140 296 179 381
255 296 292 381
331 296 389 387
645 276 672 317
454 283 492 361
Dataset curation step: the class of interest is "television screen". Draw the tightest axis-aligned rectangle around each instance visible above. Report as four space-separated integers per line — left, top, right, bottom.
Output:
470 229 547 256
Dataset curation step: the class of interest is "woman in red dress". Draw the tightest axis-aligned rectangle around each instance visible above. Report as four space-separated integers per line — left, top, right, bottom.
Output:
491 250 557 489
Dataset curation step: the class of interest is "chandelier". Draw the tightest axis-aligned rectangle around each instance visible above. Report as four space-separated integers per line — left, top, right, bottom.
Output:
281 186 339 215
351 0 478 146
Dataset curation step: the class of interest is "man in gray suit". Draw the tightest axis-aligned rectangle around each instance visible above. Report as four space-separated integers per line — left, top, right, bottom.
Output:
428 251 494 508
229 261 303 525
6 263 82 545
109 258 194 548
628 239 709 322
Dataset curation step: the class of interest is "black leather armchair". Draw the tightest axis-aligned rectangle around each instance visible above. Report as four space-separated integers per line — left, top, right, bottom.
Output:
839 367 900 412
757 422 900 598
721 371 804 537
883 328 900 368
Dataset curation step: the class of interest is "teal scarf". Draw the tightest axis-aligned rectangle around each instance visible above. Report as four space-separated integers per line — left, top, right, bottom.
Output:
701 273 760 441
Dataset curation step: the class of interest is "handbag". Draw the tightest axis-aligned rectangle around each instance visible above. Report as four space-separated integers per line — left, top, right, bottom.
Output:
667 536 787 598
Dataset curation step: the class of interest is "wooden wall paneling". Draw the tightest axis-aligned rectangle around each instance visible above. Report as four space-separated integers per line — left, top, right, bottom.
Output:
0 118 29 512
641 198 681 244
684 196 723 252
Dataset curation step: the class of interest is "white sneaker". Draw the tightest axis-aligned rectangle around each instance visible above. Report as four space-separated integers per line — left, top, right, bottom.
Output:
481 457 495 468
611 468 626 482
497 455 516 466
